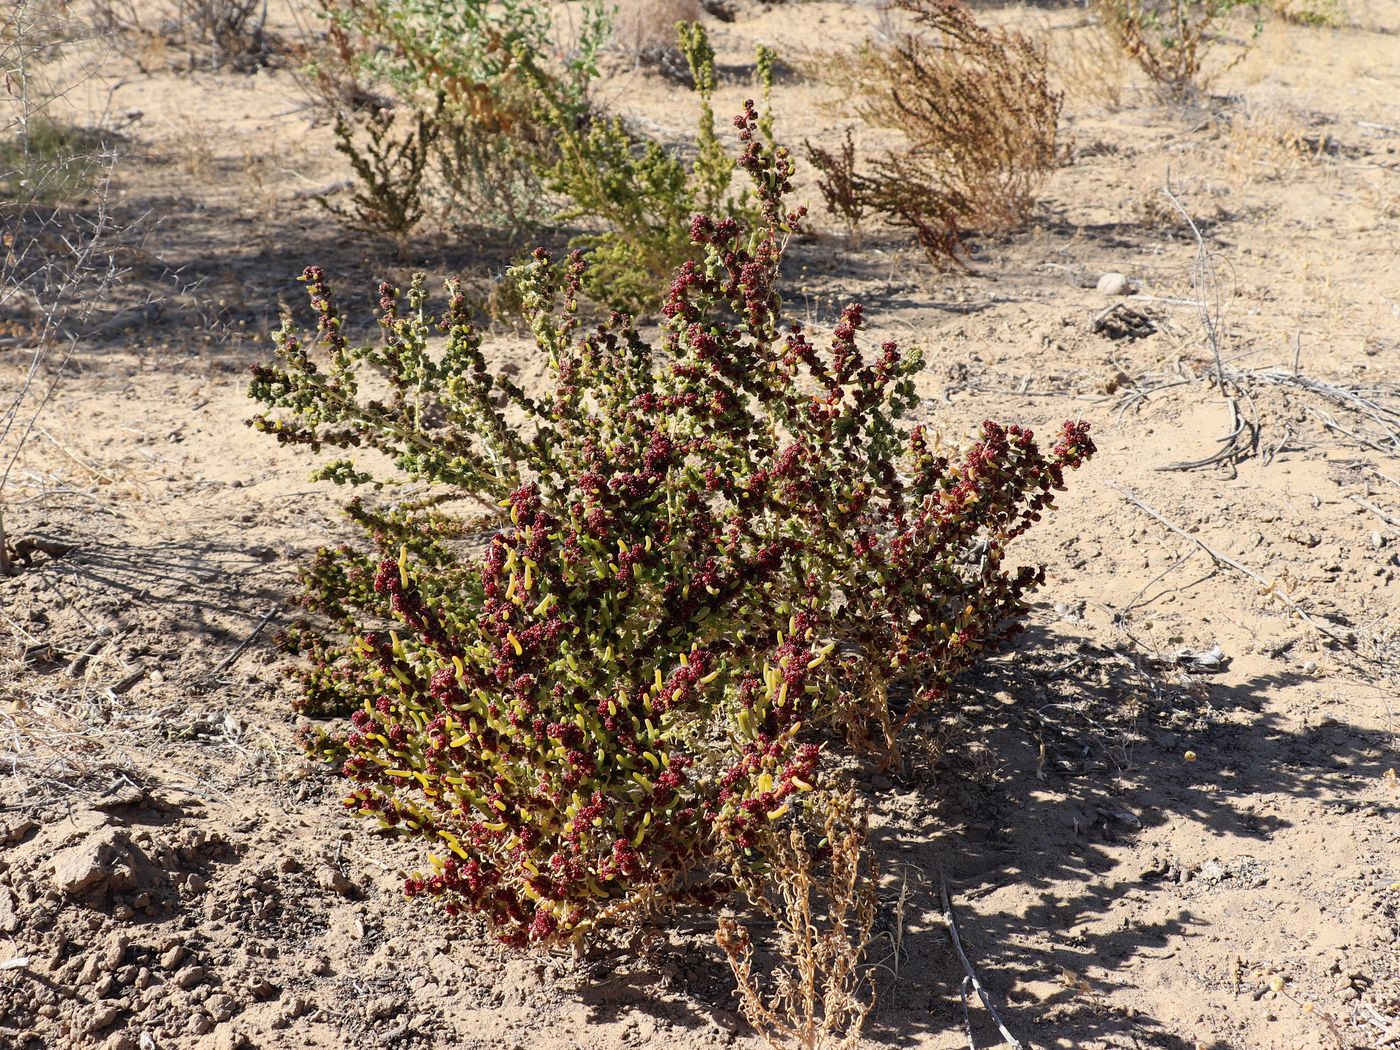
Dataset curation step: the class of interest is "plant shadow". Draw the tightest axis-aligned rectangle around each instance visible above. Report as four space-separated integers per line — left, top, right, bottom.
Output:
851 620 1394 1049
541 617 1396 1048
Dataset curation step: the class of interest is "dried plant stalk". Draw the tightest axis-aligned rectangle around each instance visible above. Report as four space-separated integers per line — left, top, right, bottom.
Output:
717 791 877 1050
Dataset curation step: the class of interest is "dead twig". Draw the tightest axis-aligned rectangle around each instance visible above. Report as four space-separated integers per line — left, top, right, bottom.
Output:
1115 547 1200 619
64 624 116 678
1108 483 1352 648
939 879 1023 1050
1158 395 1258 473
209 605 279 677
1351 495 1400 529
1161 180 1230 390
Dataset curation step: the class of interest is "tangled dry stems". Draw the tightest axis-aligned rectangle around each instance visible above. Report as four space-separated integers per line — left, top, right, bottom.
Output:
717 791 876 1050
1091 0 1260 98
807 0 1061 263
90 0 270 72
610 0 703 69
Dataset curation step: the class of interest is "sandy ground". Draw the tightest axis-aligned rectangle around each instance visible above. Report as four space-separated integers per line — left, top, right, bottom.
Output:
2 1 1398 1048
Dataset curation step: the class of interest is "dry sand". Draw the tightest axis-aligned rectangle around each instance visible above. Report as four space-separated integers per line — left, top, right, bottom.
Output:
2 1 1398 1047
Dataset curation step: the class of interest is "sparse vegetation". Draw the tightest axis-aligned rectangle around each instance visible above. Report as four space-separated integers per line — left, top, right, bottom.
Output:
537 22 776 311
610 0 703 68
1092 0 1262 97
717 790 877 1050
3 1 1396 1047
1 0 128 576
90 0 271 72
304 0 608 229
316 105 437 251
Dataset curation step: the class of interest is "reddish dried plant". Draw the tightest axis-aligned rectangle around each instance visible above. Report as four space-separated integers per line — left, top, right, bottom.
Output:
249 103 1092 947
808 0 1062 263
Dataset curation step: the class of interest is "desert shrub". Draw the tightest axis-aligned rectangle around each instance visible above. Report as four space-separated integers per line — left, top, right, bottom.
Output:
536 22 775 312
807 0 1061 264
89 0 270 72
299 4 769 305
1092 0 1262 97
804 128 865 240
611 0 703 69
250 104 1094 946
307 0 609 228
317 105 437 251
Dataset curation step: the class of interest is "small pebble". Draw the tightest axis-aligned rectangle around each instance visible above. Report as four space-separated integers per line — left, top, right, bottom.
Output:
1097 272 1133 296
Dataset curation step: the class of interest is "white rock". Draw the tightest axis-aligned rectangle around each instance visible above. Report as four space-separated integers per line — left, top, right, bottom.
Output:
1097 272 1133 296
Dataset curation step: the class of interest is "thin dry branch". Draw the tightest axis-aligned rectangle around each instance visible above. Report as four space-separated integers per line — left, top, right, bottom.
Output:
1108 482 1352 648
209 605 280 677
939 879 1023 1050
1350 495 1400 530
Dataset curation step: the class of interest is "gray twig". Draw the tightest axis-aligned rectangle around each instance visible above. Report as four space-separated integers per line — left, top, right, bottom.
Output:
1350 495 1400 529
939 879 1024 1050
210 606 279 677
1109 483 1351 648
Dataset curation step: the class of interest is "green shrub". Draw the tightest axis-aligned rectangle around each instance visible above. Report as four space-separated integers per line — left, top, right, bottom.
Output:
308 0 608 228
316 105 437 251
250 104 1094 946
1093 0 1262 96
536 22 773 312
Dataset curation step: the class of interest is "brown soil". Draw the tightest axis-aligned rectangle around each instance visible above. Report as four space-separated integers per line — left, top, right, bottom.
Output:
2 1 1398 1048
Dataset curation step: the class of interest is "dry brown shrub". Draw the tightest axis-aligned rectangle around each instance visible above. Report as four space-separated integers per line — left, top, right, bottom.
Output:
611 0 702 67
716 791 877 1050
808 0 1062 265
89 0 270 72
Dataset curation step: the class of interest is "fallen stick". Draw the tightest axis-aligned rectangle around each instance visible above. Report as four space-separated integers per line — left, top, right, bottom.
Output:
210 606 279 677
1109 483 1352 648
65 625 115 678
939 879 1024 1050
108 664 146 695
1350 495 1400 529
